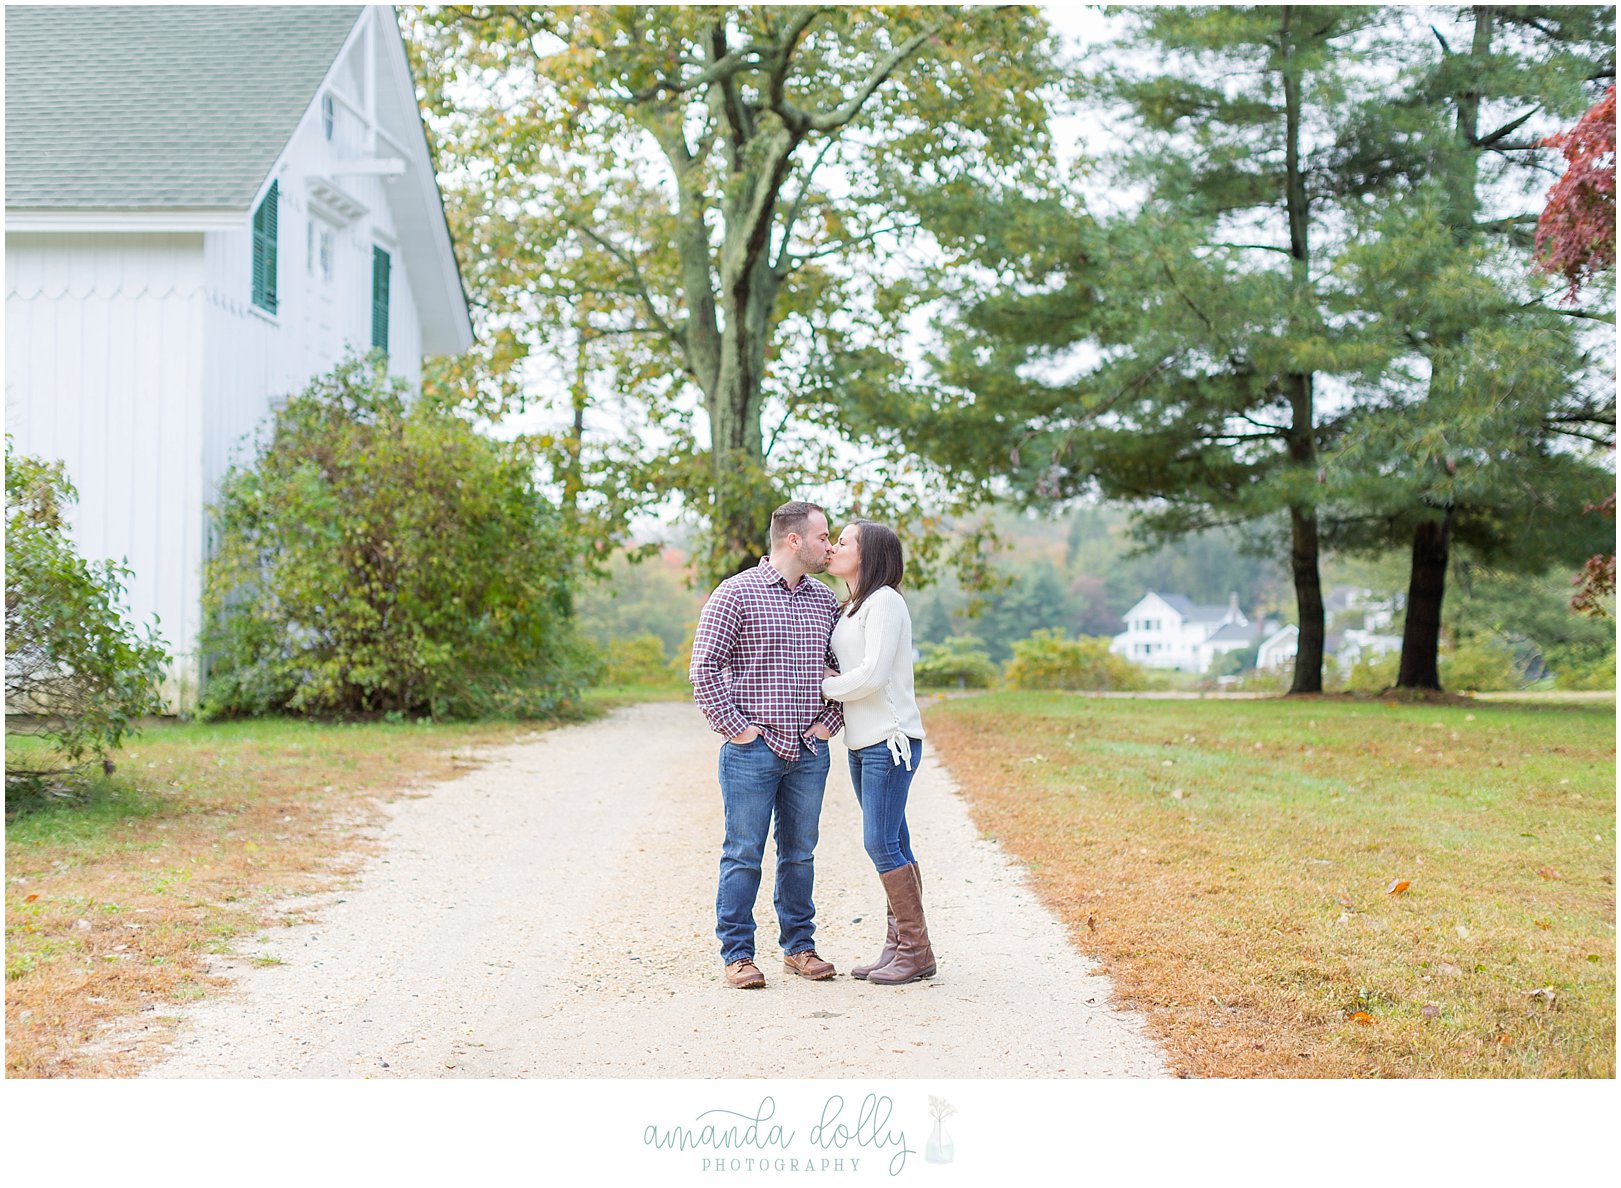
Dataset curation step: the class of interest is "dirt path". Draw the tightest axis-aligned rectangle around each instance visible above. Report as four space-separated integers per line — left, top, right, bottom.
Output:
141 701 1167 1078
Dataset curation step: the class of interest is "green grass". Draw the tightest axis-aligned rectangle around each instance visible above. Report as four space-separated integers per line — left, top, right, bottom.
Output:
927 692 1616 1078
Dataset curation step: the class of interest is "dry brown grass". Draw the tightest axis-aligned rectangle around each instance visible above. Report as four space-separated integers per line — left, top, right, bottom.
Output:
5 718 541 1077
926 692 1616 1078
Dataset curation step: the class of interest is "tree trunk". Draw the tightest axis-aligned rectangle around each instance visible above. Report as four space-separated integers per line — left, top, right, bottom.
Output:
1395 8 1492 687
1397 508 1454 690
1289 503 1326 694
1281 9 1325 695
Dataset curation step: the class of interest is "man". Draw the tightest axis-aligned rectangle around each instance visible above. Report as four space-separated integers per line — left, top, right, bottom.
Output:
689 500 845 989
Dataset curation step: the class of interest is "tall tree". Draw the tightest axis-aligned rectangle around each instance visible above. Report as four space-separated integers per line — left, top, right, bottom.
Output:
1348 5 1616 688
410 5 1056 581
1535 84 1617 618
912 5 1399 693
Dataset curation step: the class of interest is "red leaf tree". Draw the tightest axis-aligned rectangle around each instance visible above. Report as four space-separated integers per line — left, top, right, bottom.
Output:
1537 87 1617 617
1536 85 1616 303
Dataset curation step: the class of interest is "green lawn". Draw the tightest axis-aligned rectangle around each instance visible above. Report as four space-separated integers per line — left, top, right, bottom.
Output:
925 692 1616 1078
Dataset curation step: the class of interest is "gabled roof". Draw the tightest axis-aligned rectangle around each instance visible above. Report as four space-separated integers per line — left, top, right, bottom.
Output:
1153 593 1230 623
6 5 365 209
1206 622 1255 644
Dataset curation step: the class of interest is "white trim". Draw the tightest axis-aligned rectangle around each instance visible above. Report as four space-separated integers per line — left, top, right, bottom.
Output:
6 209 243 233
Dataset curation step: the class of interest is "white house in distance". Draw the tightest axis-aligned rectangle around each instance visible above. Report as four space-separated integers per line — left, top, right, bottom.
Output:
1256 587 1403 673
1110 591 1260 672
5 5 473 708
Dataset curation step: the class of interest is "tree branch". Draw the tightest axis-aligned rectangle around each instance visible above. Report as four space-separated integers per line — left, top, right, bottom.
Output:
773 133 842 272
565 217 683 350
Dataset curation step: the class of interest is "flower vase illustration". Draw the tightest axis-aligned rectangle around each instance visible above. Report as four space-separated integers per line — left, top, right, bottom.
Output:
926 1096 956 1164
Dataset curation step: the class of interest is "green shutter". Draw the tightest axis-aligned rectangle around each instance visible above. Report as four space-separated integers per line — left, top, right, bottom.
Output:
371 245 390 353
251 181 278 313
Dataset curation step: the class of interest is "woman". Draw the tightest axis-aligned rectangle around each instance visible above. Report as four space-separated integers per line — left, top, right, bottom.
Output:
822 520 935 985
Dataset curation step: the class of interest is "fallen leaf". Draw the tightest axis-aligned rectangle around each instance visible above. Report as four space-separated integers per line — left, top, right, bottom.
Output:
1421 1005 1441 1020
1349 1011 1373 1025
1523 987 1557 1008
1086 914 1096 932
1335 892 1355 909
1536 867 1560 880
24 894 38 903
1534 919 1551 930
1385 879 1411 895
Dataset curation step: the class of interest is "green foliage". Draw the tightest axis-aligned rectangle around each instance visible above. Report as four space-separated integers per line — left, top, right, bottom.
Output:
200 359 587 720
1001 629 1150 692
1344 651 1401 695
409 5 1060 582
1439 641 1522 693
596 633 682 688
1547 645 1617 691
573 550 703 658
914 635 999 690
5 439 169 782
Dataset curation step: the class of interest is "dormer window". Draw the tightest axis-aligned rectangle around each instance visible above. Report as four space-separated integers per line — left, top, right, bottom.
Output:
251 180 278 314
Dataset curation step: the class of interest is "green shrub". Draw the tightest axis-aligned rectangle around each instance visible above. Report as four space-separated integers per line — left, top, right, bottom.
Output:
1002 628 1150 691
914 635 999 689
200 359 588 719
597 633 680 686
5 438 168 781
1344 650 1400 694
1439 640 1521 692
1545 642 1617 690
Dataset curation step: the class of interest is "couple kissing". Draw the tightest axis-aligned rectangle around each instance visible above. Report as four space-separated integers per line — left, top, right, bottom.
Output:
689 500 934 990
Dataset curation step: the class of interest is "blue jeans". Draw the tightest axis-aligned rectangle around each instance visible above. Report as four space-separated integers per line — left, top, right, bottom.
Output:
715 737 830 964
847 738 923 874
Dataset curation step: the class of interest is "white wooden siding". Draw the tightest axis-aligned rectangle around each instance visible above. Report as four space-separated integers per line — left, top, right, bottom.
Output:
4 232 207 705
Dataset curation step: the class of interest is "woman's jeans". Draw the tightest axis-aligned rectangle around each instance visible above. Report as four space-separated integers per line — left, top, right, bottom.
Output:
847 738 923 874
715 737 830 965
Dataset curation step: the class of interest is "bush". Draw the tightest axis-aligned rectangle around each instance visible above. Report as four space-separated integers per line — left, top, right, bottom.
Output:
5 438 168 781
1545 642 1616 691
596 633 681 687
200 359 588 719
1439 640 1521 692
914 635 999 689
1344 650 1400 694
1002 628 1150 691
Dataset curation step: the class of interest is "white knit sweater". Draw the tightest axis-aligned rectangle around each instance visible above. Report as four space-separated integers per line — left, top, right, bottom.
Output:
822 585 926 766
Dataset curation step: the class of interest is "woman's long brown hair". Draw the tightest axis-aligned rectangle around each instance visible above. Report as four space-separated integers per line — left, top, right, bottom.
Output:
842 520 905 618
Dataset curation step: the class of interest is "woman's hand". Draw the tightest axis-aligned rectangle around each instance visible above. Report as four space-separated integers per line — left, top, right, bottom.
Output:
825 666 838 680
729 725 761 745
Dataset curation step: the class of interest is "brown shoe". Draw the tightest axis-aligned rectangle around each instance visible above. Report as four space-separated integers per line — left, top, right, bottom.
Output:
853 860 921 980
868 863 936 985
783 950 836 980
725 958 766 989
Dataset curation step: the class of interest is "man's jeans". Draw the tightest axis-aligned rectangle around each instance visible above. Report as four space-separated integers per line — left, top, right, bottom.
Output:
716 736 830 964
847 738 923 874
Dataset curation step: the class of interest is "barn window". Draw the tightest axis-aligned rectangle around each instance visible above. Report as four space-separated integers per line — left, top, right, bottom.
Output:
370 245 390 353
251 181 278 313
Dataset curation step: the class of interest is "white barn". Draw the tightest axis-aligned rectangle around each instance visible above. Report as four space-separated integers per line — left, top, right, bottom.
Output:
5 5 473 708
1110 590 1260 673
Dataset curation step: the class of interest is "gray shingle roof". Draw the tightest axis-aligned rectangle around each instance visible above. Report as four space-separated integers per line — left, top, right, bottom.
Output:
6 5 363 209
1154 592 1230 623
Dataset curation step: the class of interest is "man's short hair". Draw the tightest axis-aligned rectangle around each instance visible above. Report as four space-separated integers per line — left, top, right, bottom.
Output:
769 500 825 547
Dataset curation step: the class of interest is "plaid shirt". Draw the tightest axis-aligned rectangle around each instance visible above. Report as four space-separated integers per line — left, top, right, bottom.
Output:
689 557 845 761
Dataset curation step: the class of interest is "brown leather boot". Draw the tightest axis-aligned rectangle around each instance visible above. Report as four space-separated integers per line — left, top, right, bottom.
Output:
868 863 936 985
851 908 897 980
852 861 921 980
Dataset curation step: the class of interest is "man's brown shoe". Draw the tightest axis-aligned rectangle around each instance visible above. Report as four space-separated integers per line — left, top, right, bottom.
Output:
725 958 766 989
783 950 836 980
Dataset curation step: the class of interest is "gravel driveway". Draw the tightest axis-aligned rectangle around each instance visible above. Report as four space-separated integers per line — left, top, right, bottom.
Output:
142 701 1167 1078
